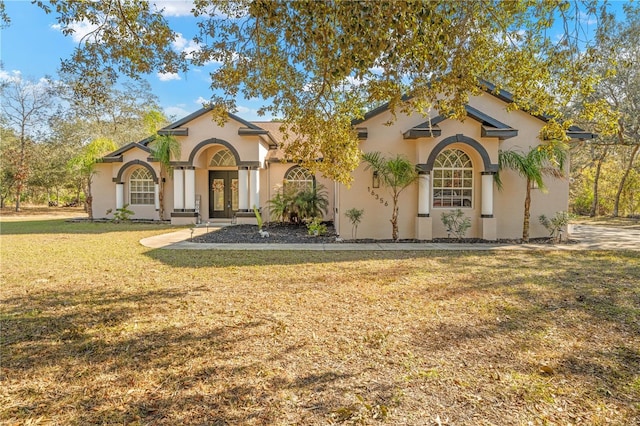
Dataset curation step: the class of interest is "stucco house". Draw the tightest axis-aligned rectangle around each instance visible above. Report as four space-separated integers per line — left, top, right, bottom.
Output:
93 85 593 240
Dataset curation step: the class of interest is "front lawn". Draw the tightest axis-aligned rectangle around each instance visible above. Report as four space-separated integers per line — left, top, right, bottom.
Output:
1 219 638 425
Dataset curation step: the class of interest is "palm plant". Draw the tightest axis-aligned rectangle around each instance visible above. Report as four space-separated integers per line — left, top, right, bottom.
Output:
149 134 180 220
496 143 567 242
267 185 297 223
362 152 418 241
294 184 329 220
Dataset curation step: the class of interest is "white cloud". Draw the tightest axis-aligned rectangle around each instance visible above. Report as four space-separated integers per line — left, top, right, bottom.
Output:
157 72 181 81
171 32 203 60
233 105 274 121
51 20 101 43
0 71 53 92
195 96 210 106
152 1 195 17
0 69 22 83
164 105 191 120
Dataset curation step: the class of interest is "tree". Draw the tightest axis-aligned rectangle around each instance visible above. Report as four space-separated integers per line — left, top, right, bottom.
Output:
496 144 568 242
0 75 54 211
570 4 640 217
55 77 162 147
362 152 417 241
148 134 180 220
26 1 616 183
69 138 117 220
0 125 18 208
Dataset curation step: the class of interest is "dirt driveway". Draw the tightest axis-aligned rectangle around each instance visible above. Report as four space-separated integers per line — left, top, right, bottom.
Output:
570 224 640 250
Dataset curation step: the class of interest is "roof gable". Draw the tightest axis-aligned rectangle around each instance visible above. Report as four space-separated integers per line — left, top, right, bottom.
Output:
100 142 151 163
156 107 265 137
352 82 596 140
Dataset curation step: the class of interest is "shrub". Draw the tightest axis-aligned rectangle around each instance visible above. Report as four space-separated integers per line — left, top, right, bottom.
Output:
307 217 327 236
539 211 572 241
344 208 364 240
267 186 297 223
106 204 135 222
267 184 329 224
295 184 329 220
440 209 471 239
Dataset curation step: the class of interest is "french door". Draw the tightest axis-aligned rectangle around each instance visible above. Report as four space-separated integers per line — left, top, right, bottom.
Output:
209 171 239 218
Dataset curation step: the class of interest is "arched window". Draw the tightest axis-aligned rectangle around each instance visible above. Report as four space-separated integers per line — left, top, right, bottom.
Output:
210 149 236 167
129 168 154 205
432 149 473 208
284 166 314 192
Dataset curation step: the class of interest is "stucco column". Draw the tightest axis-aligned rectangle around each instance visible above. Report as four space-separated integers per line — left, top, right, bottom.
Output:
173 168 184 211
238 167 249 211
115 183 124 209
154 183 160 211
249 168 259 209
418 172 430 217
481 172 494 217
184 167 196 211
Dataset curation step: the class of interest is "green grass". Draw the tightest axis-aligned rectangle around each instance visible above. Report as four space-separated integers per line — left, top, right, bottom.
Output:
1 218 639 425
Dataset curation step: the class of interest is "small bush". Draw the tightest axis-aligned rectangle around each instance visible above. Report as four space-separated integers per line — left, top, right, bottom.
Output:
539 211 572 241
344 208 364 240
267 184 329 223
441 209 471 239
307 217 327 236
106 204 135 222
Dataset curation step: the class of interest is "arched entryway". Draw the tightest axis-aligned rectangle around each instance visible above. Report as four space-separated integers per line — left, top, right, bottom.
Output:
208 147 239 219
418 134 499 240
170 138 262 223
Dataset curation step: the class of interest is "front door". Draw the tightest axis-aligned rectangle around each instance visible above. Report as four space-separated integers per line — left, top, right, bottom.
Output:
209 171 239 218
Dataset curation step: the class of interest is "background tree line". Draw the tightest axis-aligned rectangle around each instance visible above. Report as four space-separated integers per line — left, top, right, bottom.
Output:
569 4 640 218
0 73 168 211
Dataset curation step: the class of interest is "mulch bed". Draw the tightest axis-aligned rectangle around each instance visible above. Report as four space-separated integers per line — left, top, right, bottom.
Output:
194 223 576 244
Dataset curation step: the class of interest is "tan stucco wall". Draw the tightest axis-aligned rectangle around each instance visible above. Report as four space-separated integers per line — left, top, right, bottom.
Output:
338 93 570 240
93 94 570 237
92 163 115 220
93 147 161 221
173 113 266 165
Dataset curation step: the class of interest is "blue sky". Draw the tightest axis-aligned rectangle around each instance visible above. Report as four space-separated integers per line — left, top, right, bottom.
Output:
0 0 273 122
1 1 629 124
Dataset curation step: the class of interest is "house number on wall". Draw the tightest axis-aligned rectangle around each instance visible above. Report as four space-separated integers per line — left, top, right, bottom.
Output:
367 187 389 207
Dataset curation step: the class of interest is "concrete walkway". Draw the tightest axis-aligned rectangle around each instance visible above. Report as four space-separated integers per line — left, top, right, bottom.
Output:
140 224 639 251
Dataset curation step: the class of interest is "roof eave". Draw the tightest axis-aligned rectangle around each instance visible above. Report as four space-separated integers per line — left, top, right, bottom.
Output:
403 128 442 139
481 126 518 140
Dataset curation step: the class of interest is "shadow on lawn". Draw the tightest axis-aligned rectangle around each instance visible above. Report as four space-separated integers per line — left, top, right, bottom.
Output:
1 287 395 424
409 251 640 420
142 246 492 268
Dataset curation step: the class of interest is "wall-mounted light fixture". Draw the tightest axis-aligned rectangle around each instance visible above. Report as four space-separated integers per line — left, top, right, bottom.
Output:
372 170 380 188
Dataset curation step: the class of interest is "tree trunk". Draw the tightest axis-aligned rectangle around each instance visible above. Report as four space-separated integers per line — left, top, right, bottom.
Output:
158 174 165 220
589 145 608 217
15 181 22 212
612 144 639 217
86 181 93 220
391 194 399 241
523 179 532 242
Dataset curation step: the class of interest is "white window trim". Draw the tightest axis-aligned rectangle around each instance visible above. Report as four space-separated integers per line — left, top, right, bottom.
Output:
432 149 474 209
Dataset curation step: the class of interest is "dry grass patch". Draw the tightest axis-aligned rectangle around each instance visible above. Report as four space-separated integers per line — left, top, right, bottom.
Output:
1 219 639 425
0 206 87 221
